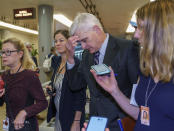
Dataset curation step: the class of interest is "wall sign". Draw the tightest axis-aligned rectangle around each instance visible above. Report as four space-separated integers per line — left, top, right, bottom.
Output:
14 8 36 19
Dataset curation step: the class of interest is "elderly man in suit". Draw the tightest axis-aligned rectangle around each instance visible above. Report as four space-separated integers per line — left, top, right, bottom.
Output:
66 13 139 131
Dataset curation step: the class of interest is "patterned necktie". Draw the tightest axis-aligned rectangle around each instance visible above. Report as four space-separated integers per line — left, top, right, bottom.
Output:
94 51 100 65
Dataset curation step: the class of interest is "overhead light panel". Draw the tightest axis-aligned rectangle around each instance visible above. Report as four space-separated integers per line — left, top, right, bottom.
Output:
126 0 156 33
54 14 72 27
0 20 38 35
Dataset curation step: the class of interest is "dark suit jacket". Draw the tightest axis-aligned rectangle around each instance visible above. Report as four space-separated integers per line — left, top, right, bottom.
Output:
32 56 38 67
67 35 139 131
47 56 86 131
0 96 4 106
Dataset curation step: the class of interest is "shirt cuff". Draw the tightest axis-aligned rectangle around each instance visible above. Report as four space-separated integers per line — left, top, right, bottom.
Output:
67 62 75 70
130 84 138 107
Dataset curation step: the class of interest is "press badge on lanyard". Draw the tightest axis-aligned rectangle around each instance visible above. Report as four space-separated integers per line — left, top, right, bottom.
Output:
140 106 150 126
141 78 158 126
3 117 9 130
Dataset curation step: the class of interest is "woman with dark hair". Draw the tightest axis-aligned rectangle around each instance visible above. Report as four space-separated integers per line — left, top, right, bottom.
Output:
47 29 86 131
0 38 48 131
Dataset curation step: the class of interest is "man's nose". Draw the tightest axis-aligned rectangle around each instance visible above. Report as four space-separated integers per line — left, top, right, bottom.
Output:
81 43 86 49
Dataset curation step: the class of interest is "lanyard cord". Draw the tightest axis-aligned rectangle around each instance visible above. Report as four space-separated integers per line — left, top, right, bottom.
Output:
10 64 22 74
53 63 66 88
16 64 22 73
145 78 158 106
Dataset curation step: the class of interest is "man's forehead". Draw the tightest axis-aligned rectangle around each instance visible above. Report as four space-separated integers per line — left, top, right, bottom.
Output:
75 31 89 39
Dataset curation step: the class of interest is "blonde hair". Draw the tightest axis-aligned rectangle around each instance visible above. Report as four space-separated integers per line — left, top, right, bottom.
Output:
2 38 37 71
137 0 174 82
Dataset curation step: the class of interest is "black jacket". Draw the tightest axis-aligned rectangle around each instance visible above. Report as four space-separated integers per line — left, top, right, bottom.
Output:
67 35 139 131
47 56 86 131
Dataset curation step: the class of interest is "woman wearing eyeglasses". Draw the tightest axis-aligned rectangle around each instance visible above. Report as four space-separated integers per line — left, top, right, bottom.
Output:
0 38 48 131
46 29 86 131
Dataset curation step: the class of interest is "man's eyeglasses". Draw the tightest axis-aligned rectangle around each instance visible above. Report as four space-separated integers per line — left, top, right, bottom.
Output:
0 50 19 56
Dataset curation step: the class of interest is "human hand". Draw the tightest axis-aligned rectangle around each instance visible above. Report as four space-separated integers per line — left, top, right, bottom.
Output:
46 85 55 96
81 122 110 131
81 122 88 131
0 89 5 97
66 36 79 64
90 67 119 95
14 110 27 130
70 121 80 131
36 68 40 74
46 85 52 90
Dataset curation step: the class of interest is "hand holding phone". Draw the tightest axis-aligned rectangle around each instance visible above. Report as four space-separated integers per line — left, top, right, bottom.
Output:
46 85 54 96
46 88 54 96
91 64 111 76
86 116 108 131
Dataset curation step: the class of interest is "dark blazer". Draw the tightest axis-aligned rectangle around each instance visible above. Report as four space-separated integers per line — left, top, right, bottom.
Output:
67 35 139 131
0 96 4 106
47 56 86 131
32 56 38 67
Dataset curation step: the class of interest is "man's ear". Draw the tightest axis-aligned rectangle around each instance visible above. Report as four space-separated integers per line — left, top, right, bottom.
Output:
92 25 101 34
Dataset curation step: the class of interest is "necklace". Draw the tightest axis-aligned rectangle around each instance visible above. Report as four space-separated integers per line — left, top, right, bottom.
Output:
145 77 158 106
53 63 66 85
10 64 22 74
16 64 22 73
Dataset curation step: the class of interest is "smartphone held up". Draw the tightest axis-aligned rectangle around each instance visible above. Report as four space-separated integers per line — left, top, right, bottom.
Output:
86 116 108 131
91 64 111 76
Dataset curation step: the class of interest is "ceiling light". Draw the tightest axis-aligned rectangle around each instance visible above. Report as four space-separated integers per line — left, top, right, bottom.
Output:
0 21 38 35
126 0 156 33
126 10 137 33
54 14 72 27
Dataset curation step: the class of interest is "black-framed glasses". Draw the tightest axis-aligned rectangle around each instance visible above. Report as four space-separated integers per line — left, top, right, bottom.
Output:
0 50 19 56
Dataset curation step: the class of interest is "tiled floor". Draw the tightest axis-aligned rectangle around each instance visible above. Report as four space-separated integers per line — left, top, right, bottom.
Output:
0 104 6 131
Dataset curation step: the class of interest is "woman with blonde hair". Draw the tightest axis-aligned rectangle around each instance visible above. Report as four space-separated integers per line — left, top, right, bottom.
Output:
4 38 37 71
0 38 48 131
89 0 174 131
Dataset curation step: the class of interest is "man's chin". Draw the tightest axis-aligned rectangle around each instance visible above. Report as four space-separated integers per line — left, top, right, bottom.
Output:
88 49 95 54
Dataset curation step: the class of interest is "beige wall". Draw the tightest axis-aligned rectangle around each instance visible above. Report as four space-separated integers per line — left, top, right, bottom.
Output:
0 29 38 49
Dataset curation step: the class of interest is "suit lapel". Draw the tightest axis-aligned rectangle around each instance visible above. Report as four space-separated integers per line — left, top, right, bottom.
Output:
89 53 95 67
103 35 120 65
83 50 97 87
87 35 121 89
83 50 95 71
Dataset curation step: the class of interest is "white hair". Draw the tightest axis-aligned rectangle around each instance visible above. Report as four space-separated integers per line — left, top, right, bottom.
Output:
24 42 31 47
70 13 103 35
